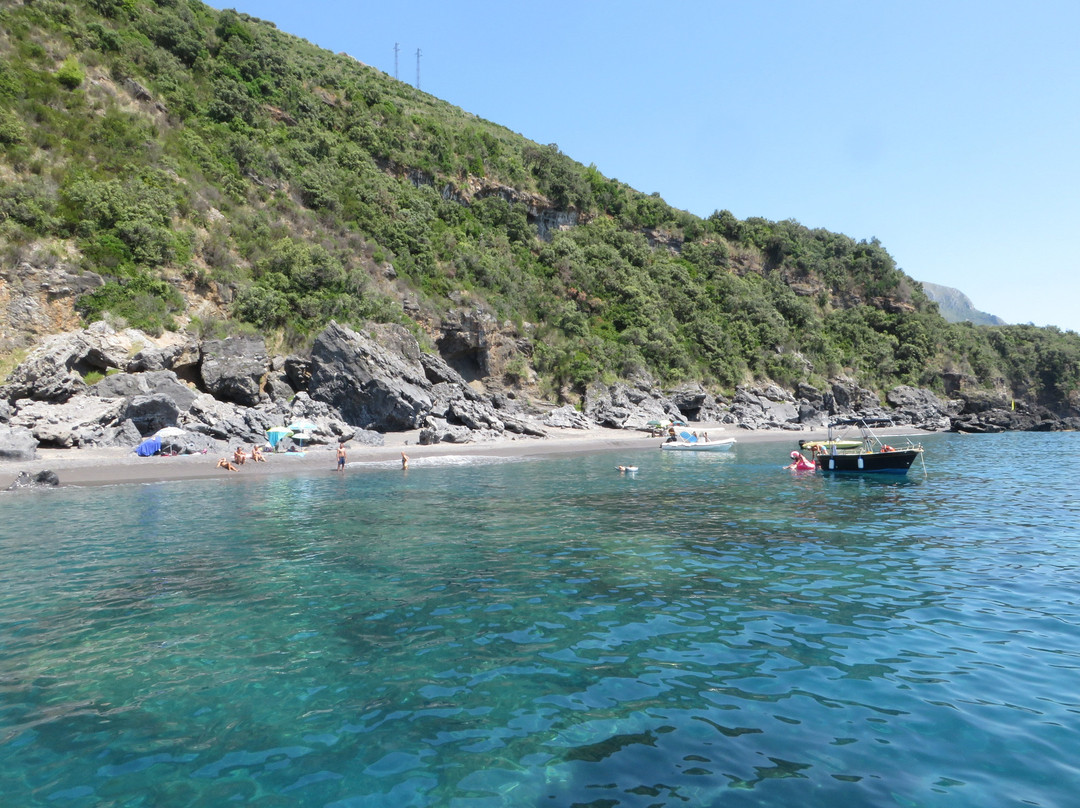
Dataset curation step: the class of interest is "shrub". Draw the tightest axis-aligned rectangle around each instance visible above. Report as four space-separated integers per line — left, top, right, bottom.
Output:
56 57 84 90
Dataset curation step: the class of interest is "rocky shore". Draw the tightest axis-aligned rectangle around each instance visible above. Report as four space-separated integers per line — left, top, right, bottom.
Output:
1 319 1076 488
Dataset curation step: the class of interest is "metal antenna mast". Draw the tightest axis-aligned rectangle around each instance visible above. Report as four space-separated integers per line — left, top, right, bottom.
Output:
394 43 399 80
415 47 421 90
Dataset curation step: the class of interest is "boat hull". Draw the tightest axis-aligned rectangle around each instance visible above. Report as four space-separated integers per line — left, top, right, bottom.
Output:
814 449 921 474
661 439 735 452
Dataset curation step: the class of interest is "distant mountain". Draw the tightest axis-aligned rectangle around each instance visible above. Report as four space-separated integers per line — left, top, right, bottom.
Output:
920 282 1006 326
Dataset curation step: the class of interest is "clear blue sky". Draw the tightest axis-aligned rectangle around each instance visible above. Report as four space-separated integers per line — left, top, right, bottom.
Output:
212 1 1080 333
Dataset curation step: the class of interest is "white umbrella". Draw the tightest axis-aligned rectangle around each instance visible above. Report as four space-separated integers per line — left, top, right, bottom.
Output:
154 426 187 438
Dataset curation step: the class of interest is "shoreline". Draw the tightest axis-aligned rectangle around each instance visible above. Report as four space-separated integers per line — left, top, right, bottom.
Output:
0 424 931 490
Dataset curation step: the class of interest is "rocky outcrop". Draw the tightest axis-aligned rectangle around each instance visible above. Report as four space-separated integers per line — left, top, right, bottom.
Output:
0 426 37 461
11 318 1048 455
0 321 154 403
199 336 268 407
729 385 802 430
885 386 960 431
309 322 433 430
0 260 104 354
542 404 593 430
87 370 198 412
583 378 683 429
125 336 200 375
122 394 181 435
10 395 127 448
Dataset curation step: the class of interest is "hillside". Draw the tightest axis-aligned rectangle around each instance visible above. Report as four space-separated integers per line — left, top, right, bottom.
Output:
920 282 1006 326
1 0 1078 417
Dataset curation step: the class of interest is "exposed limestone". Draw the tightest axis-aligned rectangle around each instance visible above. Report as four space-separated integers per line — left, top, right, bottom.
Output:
10 395 125 448
0 321 147 402
0 425 37 461
0 260 104 354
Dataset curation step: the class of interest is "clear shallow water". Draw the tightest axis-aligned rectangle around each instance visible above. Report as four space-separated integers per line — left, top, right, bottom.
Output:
2 432 1079 807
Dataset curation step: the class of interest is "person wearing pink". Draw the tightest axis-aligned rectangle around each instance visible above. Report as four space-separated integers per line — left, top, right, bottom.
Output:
785 450 816 471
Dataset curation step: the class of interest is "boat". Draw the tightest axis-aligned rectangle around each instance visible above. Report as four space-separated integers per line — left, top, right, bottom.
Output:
804 417 924 474
661 435 736 452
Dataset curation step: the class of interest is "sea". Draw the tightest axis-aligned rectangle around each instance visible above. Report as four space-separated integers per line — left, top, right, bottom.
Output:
1 431 1078 808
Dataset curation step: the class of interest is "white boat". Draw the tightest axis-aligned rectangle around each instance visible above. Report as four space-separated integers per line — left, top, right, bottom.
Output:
661 437 735 452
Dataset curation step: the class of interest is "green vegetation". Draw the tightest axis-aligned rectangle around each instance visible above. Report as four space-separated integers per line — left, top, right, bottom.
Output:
1 0 1078 413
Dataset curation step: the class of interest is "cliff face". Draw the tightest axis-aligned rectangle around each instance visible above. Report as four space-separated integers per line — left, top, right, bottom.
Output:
920 281 1006 326
0 255 103 355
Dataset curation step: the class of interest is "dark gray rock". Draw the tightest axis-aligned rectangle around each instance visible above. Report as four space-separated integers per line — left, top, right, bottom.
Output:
108 419 144 448
0 426 37 461
200 336 268 407
436 308 496 382
264 371 295 402
122 394 181 436
6 470 59 490
283 355 311 393
308 322 433 431
667 384 729 423
87 370 198 412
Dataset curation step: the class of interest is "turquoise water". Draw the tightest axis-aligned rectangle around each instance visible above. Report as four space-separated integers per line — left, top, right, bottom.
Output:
2 432 1079 807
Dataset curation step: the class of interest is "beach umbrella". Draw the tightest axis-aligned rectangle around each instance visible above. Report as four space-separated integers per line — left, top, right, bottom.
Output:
286 419 318 432
266 426 292 449
154 426 187 438
291 430 312 450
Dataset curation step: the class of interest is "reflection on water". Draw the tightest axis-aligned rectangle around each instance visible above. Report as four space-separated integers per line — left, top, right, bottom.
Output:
1 432 1079 806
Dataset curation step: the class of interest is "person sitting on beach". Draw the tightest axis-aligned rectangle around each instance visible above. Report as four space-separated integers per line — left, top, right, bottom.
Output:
250 445 265 462
232 447 246 466
217 457 239 472
785 450 816 471
401 451 409 469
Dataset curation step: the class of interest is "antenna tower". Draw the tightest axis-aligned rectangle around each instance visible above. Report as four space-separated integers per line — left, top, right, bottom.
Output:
394 43 399 80
416 47 421 90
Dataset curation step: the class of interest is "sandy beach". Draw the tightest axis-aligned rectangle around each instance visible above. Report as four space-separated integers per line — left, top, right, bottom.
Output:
0 423 934 490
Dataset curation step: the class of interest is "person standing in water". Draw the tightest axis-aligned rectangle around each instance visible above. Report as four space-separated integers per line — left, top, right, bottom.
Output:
401 451 409 469
336 442 347 472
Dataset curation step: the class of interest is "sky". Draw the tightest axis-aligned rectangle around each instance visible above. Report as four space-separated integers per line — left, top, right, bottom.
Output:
210 1 1080 333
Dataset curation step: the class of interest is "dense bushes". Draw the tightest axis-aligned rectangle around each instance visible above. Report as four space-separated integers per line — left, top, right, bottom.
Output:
1 0 1078 411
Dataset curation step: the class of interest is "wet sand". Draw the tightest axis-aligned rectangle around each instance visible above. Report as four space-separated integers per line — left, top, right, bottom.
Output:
0 424 929 489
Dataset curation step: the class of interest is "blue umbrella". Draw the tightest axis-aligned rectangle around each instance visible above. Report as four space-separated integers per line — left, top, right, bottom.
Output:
266 427 292 450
